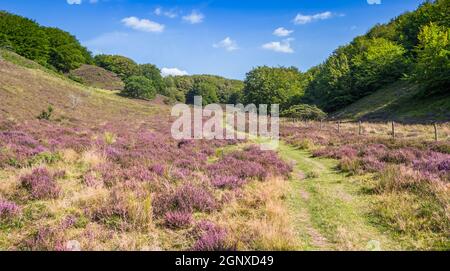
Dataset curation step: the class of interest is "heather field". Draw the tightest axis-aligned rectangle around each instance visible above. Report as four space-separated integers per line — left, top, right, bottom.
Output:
1 54 449 251
280 121 450 249
0 55 297 251
0 0 449 253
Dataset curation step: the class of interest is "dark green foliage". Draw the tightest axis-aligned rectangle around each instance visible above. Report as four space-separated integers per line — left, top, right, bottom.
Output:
186 81 219 105
94 54 139 79
412 23 450 96
45 27 92 72
302 0 450 113
37 106 53 121
243 66 305 111
122 76 156 100
168 74 244 104
139 64 165 94
0 11 49 65
0 11 91 71
281 104 327 120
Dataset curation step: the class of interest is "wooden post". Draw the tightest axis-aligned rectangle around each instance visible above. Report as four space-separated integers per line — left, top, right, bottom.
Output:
359 121 362 135
320 119 323 130
391 121 395 139
337 121 341 133
434 123 438 142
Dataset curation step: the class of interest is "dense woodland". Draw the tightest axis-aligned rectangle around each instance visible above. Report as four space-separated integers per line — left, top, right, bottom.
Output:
1 0 449 116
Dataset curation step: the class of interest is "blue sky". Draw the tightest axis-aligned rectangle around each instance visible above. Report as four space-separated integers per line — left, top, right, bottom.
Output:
1 0 424 79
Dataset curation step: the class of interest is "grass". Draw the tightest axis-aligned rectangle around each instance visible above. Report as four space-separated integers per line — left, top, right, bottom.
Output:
333 81 450 123
278 142 405 251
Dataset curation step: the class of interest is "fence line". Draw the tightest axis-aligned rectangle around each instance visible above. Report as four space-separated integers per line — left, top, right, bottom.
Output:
281 119 448 142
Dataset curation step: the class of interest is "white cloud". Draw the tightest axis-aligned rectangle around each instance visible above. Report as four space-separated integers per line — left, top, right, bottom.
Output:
367 0 381 4
262 39 294 54
154 7 178 18
121 17 164 33
182 11 204 24
67 0 82 4
161 68 189 77
67 0 98 4
293 11 333 25
273 27 293 37
213 37 239 51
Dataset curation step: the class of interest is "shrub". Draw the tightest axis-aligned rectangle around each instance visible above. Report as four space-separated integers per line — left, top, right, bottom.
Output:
0 200 20 219
191 220 234 251
211 176 245 190
37 106 53 121
94 54 139 79
20 167 60 200
122 76 156 100
281 104 327 121
153 183 217 216
164 211 192 229
338 158 362 174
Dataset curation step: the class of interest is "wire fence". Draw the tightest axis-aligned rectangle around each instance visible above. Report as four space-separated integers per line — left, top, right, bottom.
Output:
281 119 450 142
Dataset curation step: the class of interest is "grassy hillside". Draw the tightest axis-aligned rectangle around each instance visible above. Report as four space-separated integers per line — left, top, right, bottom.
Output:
333 81 450 123
68 64 124 91
0 50 298 251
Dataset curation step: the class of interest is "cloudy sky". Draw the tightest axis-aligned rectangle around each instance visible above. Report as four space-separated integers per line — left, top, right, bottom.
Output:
2 0 424 79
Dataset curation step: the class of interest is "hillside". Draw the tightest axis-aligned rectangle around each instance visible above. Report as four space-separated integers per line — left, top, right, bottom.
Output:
69 64 124 91
0 51 298 251
333 81 450 123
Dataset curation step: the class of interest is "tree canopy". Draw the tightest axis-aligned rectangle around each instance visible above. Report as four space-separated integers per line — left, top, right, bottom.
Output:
0 11 91 71
243 66 305 111
122 76 157 100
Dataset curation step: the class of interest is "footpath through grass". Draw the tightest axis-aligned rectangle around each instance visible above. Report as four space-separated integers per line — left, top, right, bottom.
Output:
278 142 403 251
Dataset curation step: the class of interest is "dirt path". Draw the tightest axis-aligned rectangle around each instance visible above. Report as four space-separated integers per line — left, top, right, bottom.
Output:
278 142 402 251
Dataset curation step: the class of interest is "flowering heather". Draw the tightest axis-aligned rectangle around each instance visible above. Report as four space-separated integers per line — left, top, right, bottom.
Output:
20 167 60 200
123 165 154 182
412 151 450 181
0 200 21 219
153 183 217 216
191 220 234 251
151 164 165 176
211 176 245 190
164 211 192 229
381 148 421 164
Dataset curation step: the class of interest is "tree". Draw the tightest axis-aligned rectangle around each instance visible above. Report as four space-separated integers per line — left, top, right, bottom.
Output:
186 81 219 105
94 54 140 79
139 64 165 94
412 23 450 95
243 66 305 110
351 37 407 97
0 11 49 65
44 27 92 72
122 76 156 100
281 104 327 121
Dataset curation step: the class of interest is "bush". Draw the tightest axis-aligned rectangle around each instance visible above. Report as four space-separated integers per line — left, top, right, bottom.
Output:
122 76 156 100
281 104 327 121
37 106 53 121
94 54 139 79
0 200 21 219
191 220 233 251
20 167 60 200
164 211 192 229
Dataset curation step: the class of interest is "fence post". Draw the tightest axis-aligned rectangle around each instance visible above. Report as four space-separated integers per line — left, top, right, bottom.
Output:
391 121 395 139
359 121 362 135
434 123 438 142
337 121 341 133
